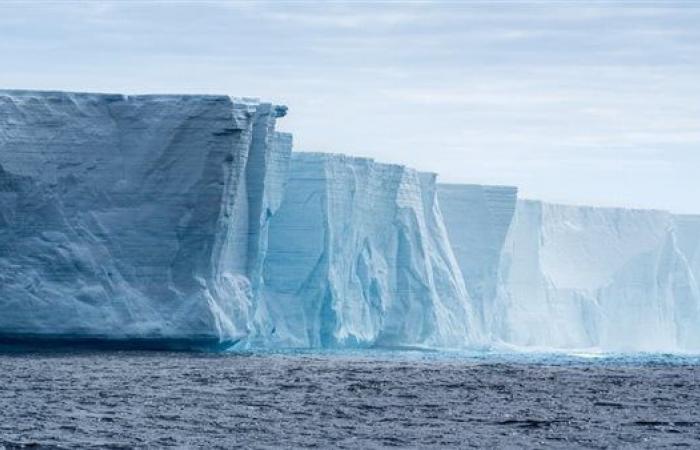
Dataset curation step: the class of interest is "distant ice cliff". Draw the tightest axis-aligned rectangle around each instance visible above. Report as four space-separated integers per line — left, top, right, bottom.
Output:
494 201 700 351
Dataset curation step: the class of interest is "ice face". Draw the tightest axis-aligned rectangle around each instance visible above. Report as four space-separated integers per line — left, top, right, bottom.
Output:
0 90 289 348
437 188 700 353
674 215 700 287
437 184 517 332
255 153 479 348
2 89 699 353
493 201 700 352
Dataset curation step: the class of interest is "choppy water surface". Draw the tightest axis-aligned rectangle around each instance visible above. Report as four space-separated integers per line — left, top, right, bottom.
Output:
1 350 699 448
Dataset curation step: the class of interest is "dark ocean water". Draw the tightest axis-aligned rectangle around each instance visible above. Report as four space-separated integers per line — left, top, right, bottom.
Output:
1 350 699 449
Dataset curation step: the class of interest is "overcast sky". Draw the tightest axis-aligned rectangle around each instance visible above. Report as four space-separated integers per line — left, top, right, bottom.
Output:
1 1 698 213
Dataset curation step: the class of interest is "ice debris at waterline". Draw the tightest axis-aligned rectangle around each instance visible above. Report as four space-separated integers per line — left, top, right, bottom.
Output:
1 89 699 352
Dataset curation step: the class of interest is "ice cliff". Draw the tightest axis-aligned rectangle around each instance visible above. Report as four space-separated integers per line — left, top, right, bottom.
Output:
675 215 700 288
438 188 700 352
255 153 479 348
0 90 290 349
2 89 699 353
493 202 700 352
437 184 517 332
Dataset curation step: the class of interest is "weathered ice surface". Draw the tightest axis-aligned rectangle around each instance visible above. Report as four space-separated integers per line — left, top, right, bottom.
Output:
0 90 289 349
257 153 479 348
437 184 517 331
492 201 700 352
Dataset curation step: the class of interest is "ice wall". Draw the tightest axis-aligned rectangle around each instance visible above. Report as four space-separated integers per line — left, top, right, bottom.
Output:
3 89 699 353
492 201 700 352
675 215 700 287
0 90 289 349
257 153 479 348
437 184 517 330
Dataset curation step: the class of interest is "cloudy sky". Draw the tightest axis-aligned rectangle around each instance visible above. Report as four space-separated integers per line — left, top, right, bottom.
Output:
1 1 698 213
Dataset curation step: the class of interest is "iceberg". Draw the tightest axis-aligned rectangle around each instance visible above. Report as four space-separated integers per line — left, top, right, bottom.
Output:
675 215 700 287
0 90 290 349
254 153 479 348
2 89 699 353
437 184 517 332
481 200 699 352
497 201 700 351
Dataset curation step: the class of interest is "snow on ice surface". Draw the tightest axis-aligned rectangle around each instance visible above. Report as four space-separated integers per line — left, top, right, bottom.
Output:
256 153 480 349
0 90 289 349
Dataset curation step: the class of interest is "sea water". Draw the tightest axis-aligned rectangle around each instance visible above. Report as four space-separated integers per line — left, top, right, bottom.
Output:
1 349 699 448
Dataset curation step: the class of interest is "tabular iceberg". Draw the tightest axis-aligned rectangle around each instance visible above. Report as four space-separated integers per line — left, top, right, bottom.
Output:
2 88 700 353
438 190 700 352
255 153 479 348
675 215 700 287
437 184 517 332
0 90 290 349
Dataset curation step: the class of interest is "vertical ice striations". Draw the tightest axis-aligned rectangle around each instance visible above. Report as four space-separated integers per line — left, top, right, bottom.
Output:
0 90 288 348
259 153 478 348
437 184 517 332
492 201 700 352
245 128 293 343
244 106 291 283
